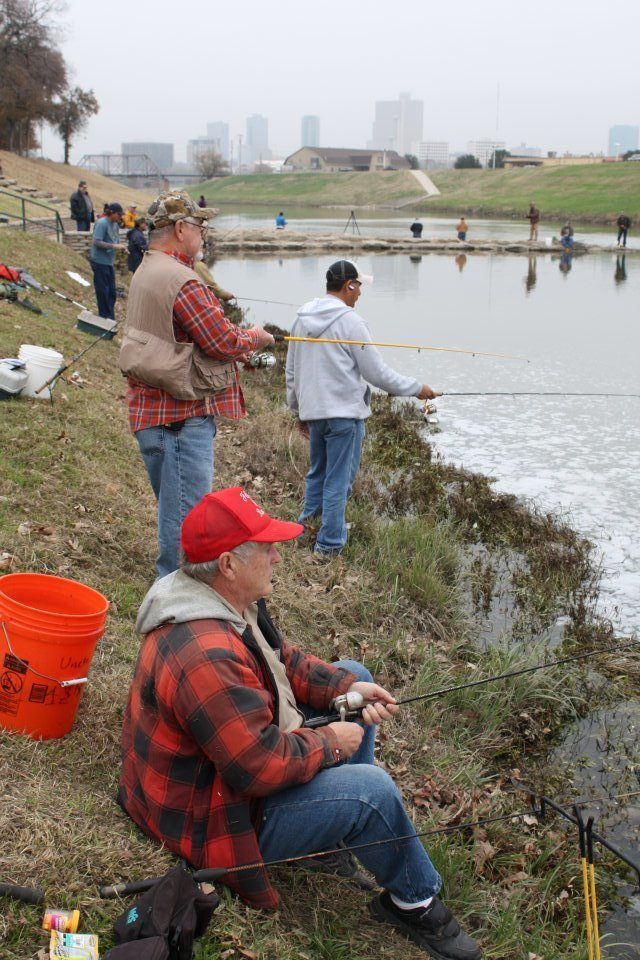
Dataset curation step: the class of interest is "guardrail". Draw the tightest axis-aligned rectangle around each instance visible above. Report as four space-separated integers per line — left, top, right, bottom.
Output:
0 189 66 241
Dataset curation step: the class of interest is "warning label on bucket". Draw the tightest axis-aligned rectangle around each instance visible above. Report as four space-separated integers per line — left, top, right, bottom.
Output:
0 669 23 715
3 653 28 674
28 683 52 705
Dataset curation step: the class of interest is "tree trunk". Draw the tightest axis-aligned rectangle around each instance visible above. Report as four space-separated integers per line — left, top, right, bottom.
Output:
64 135 70 164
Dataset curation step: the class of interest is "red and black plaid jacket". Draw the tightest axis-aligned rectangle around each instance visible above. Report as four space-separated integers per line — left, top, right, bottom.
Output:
125 250 262 432
119 601 356 909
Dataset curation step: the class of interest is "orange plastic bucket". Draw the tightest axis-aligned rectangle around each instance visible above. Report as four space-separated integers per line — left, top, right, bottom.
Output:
0 573 109 740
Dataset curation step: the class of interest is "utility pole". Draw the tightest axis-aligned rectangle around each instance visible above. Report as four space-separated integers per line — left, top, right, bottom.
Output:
238 134 243 173
493 82 500 169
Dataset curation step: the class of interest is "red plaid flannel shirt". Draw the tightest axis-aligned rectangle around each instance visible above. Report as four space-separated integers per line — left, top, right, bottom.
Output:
118 601 356 909
125 251 261 432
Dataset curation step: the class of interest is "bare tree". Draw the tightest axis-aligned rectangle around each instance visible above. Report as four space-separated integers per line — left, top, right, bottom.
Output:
194 149 229 180
50 86 99 163
0 0 67 153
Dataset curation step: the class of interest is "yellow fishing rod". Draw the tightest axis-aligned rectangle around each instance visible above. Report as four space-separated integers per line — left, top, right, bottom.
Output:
273 334 528 363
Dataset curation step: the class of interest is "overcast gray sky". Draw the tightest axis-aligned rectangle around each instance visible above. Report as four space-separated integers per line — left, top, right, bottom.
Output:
42 0 640 164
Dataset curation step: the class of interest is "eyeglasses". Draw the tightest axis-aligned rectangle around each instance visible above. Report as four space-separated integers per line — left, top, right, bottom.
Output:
182 218 208 234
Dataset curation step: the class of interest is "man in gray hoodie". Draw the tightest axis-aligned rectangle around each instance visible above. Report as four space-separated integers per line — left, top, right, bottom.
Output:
285 259 438 556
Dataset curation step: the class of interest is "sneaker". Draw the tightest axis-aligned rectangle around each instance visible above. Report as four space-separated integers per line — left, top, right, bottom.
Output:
294 845 376 891
370 891 482 960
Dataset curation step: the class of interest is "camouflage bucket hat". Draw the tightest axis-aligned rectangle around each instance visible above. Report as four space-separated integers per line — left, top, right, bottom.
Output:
147 190 219 229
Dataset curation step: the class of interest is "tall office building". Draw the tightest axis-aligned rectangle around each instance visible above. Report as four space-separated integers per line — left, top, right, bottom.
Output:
301 115 320 148
121 142 174 172
369 92 423 155
206 121 230 161
246 114 270 166
608 125 639 156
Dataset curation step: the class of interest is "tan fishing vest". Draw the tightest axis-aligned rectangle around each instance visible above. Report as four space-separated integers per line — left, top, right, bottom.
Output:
119 250 235 400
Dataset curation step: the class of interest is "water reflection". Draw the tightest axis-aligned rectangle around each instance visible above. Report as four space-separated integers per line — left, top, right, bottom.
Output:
455 253 467 273
524 255 537 294
615 255 628 285
559 250 573 276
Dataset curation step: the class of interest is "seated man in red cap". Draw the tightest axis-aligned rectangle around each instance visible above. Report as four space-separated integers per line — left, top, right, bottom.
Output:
119 487 482 960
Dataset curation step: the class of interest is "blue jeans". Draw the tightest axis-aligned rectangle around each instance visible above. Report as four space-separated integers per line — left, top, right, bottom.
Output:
136 416 216 578
259 659 442 902
301 418 366 554
76 219 91 232
90 260 116 319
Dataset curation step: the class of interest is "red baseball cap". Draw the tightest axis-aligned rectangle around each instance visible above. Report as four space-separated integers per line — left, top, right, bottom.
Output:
181 486 304 563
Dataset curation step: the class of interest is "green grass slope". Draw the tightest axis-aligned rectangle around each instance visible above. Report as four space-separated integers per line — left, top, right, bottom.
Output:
426 164 640 222
189 171 424 208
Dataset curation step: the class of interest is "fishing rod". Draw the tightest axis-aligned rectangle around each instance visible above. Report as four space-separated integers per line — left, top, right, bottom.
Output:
303 638 639 728
442 391 640 399
99 785 640 899
34 323 120 396
273 334 529 363
40 282 88 311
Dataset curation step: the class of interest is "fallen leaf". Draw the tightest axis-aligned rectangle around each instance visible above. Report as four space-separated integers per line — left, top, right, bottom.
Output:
523 814 538 826
106 483 119 496
17 522 30 536
474 839 496 875
0 553 15 570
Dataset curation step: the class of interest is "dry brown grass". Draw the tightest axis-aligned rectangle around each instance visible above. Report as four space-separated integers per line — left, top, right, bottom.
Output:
0 150 153 211
0 231 627 960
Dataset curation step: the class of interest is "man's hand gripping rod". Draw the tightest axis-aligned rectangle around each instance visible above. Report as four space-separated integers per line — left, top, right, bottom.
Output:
303 691 365 728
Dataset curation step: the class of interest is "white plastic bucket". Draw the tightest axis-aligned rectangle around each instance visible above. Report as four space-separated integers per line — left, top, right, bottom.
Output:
18 344 63 400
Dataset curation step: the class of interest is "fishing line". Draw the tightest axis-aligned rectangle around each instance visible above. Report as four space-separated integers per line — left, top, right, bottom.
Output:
442 391 640 399
237 296 299 307
397 638 639 707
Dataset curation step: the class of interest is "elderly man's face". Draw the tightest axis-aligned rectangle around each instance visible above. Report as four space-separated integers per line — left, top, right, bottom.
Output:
232 542 281 601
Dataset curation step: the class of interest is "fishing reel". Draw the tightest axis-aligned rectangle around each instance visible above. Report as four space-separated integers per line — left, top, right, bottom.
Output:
248 352 277 370
331 691 364 721
422 400 439 425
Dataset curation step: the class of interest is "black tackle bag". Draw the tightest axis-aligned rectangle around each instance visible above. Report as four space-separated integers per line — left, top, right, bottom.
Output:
108 864 219 960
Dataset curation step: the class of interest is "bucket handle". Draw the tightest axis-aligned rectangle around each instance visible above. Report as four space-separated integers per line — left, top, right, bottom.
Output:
1 622 88 688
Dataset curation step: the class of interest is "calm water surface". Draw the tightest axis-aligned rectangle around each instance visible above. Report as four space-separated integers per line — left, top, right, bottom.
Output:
219 249 640 635
214 205 639 249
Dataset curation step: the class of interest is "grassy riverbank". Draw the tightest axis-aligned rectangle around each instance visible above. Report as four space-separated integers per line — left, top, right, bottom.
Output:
190 171 424 208
0 232 636 959
191 164 640 225
425 165 640 223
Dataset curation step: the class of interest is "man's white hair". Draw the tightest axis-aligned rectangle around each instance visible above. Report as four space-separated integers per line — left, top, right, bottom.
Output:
180 541 257 583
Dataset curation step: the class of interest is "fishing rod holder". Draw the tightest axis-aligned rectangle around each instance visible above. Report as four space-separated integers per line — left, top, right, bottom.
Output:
530 794 640 887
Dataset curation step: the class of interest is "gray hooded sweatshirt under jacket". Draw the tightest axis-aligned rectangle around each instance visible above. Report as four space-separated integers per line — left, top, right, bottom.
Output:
285 295 420 422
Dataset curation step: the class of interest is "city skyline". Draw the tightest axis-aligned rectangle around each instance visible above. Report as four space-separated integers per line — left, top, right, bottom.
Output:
38 0 640 164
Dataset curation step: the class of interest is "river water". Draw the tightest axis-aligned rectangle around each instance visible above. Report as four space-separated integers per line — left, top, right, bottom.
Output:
214 206 640 249
218 247 640 636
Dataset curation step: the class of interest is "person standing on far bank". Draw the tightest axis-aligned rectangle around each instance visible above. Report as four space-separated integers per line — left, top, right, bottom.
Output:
275 211 287 229
617 212 631 248
410 217 423 238
527 201 540 241
286 260 439 557
69 180 95 231
119 191 274 578
90 202 123 319
456 217 468 241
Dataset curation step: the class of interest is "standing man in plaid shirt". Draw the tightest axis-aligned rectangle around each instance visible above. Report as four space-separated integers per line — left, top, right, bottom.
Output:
119 487 482 960
119 191 274 578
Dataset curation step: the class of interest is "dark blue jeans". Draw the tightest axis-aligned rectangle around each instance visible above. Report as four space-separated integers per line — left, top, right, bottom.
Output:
76 219 91 231
90 261 116 319
136 416 216 578
260 659 442 902
301 418 365 554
